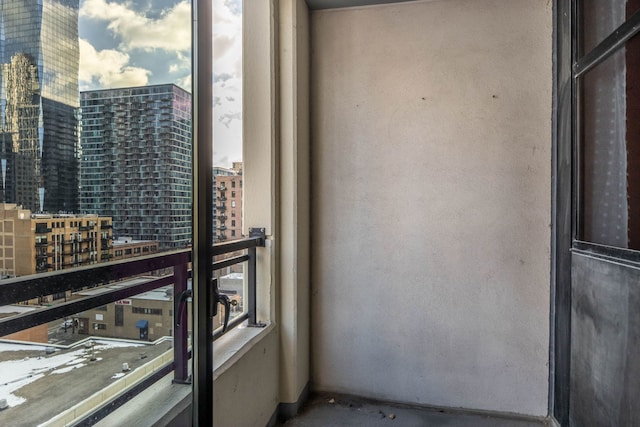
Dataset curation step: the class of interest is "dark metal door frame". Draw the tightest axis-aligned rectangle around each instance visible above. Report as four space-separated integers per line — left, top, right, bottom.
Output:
192 0 214 425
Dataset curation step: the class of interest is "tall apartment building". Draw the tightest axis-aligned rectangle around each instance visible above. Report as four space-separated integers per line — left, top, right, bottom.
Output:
0 0 81 213
0 203 112 303
214 164 242 242
79 84 192 249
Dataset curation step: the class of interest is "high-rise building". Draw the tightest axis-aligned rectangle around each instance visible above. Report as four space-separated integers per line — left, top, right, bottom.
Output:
0 0 81 213
79 84 192 249
214 166 242 242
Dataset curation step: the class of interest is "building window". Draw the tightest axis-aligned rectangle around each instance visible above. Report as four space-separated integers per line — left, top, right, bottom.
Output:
231 230 236 237
132 307 163 315
231 220 236 227
125 248 132 255
92 323 107 330
115 305 124 326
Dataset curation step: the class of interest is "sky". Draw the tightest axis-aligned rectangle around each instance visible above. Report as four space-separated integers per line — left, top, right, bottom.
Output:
78 0 243 168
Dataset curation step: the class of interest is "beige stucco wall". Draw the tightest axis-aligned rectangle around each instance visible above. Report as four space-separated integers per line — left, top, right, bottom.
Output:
213 328 279 427
311 0 552 416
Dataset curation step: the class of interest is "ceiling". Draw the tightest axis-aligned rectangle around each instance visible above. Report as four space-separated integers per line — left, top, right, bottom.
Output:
305 0 416 10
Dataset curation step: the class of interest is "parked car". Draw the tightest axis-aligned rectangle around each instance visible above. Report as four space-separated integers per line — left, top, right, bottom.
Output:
60 319 73 329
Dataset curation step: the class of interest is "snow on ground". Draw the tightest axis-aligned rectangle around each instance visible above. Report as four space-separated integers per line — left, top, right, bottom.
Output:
0 340 144 407
51 362 87 374
92 340 144 350
1 374 43 407
0 342 48 352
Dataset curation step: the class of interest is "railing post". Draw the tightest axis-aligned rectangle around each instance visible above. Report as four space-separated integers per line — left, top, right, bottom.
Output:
247 228 266 327
173 262 190 384
247 245 257 326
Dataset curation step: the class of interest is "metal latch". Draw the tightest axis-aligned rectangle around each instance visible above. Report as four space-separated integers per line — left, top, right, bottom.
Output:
175 280 237 332
214 290 238 332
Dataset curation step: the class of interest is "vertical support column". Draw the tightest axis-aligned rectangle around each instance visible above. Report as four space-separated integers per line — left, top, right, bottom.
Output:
173 262 189 384
247 245 257 326
551 0 574 424
192 0 213 424
247 228 265 327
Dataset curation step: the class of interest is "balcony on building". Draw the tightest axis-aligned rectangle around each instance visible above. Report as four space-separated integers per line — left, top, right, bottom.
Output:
35 224 52 234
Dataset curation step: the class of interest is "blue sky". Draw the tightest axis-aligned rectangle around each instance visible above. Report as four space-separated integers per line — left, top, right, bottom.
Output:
78 0 243 167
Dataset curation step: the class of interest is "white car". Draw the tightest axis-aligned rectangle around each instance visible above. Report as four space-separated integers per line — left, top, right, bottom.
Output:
60 319 73 329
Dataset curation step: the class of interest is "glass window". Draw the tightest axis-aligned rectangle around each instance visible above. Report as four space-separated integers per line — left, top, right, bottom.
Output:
578 21 640 250
581 0 640 55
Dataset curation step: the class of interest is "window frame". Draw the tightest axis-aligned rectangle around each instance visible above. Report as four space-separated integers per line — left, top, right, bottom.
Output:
571 6 640 259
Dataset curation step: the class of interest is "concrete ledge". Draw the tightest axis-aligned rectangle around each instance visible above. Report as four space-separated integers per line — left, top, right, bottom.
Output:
93 323 276 427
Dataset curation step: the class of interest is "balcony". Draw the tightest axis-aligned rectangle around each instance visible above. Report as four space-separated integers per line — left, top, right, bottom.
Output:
1 1 629 426
216 204 226 211
0 233 265 426
35 226 52 234
35 240 49 247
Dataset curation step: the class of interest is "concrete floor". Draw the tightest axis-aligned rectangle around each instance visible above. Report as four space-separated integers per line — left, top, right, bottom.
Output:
279 394 549 427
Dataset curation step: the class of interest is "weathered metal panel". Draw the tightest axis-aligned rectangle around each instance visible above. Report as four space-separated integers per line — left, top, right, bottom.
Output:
571 253 640 426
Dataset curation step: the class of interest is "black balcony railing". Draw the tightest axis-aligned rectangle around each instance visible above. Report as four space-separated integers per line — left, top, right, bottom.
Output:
0 230 265 425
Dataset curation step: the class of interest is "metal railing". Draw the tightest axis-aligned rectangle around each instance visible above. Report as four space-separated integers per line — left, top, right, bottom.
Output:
0 230 265 421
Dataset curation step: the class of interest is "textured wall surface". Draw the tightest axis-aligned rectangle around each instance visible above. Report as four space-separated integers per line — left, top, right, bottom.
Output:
310 0 552 416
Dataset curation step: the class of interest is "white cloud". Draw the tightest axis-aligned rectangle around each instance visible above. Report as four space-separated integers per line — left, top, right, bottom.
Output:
213 74 242 166
213 0 242 79
79 39 151 89
80 0 191 53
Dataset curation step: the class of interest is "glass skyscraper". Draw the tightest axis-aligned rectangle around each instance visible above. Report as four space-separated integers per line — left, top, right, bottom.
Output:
0 0 80 212
80 84 192 250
